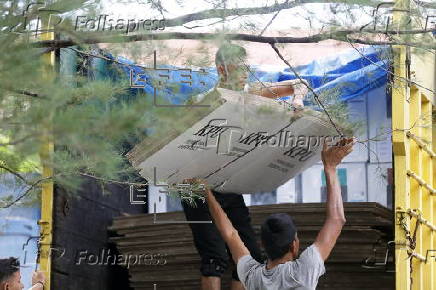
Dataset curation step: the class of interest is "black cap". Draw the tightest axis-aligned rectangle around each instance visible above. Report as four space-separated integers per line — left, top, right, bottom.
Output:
261 213 297 260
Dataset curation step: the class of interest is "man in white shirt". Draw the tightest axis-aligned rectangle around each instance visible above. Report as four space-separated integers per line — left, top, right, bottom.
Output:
0 257 46 290
212 43 307 108
185 137 355 290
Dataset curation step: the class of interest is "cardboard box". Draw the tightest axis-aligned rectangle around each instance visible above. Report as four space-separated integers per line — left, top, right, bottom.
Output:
128 88 341 194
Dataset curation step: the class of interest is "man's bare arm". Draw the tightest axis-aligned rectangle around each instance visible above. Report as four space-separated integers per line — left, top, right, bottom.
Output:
205 187 250 263
248 80 295 98
184 179 250 263
314 138 355 261
248 79 308 96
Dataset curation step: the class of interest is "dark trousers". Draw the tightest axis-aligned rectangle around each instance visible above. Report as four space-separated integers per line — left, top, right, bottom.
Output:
182 191 262 281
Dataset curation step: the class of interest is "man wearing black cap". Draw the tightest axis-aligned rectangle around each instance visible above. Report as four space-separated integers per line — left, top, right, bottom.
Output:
185 137 355 290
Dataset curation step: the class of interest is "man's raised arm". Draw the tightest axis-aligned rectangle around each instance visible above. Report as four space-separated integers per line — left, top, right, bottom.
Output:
183 179 250 264
314 138 355 261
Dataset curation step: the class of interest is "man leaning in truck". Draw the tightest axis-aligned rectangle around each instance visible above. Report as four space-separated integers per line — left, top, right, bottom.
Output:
181 42 309 290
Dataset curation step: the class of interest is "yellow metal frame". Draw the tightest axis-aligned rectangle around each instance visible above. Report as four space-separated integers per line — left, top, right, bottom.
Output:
393 0 435 288
38 26 55 290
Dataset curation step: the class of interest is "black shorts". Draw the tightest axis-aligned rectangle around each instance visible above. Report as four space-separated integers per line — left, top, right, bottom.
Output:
182 191 262 281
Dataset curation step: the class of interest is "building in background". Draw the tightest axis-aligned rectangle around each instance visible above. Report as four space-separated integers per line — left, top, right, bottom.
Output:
284 84 392 208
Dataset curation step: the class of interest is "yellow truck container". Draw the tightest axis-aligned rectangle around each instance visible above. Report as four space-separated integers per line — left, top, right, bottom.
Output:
393 1 436 289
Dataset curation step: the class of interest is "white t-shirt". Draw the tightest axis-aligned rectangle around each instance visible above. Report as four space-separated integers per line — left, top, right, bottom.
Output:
237 244 326 290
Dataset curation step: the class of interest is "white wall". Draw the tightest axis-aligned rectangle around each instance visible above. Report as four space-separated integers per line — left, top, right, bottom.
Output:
301 163 367 202
276 178 296 203
367 163 392 208
343 97 369 163
367 85 392 163
292 86 391 205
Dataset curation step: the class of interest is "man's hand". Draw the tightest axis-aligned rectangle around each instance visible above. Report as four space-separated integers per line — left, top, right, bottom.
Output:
31 271 45 289
321 137 355 171
248 79 307 99
290 79 308 110
291 95 304 110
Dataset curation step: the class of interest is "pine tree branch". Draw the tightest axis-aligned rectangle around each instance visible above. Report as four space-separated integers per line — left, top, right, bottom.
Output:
0 163 30 184
346 36 435 49
0 177 50 208
182 15 241 30
345 37 435 94
78 172 148 187
33 30 436 49
0 134 38 147
163 0 388 28
0 86 46 99
259 9 282 36
13 89 44 98
412 0 436 9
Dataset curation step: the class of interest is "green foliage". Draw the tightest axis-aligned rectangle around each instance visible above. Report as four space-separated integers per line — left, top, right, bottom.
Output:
166 181 207 207
0 0 155 206
316 84 364 136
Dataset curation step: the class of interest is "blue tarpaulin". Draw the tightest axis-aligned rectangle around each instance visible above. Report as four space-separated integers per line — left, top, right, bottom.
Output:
277 46 389 102
101 46 388 105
